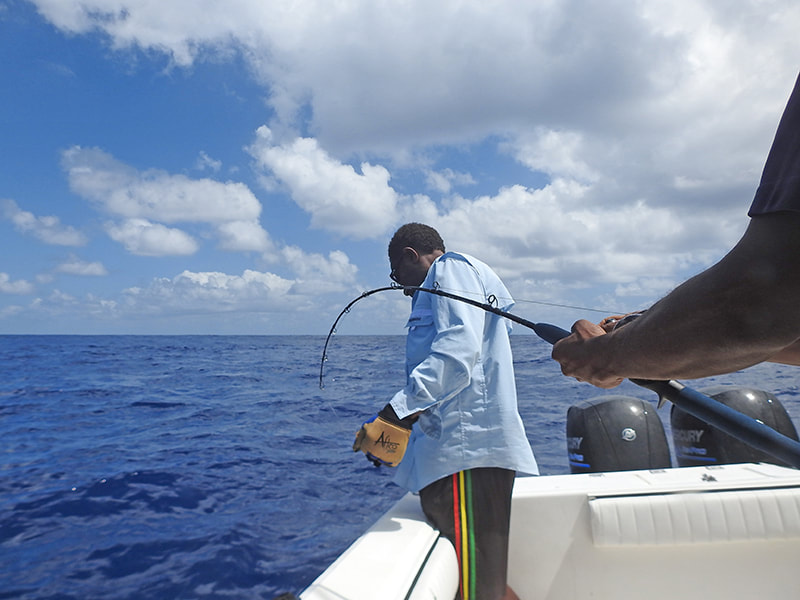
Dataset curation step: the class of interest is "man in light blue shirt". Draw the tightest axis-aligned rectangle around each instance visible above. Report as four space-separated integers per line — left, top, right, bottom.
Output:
355 223 537 600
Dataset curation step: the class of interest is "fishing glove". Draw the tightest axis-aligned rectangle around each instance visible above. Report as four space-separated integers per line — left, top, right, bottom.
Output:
353 404 414 467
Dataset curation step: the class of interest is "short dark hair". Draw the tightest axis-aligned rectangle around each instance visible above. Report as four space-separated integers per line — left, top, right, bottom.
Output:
388 223 445 261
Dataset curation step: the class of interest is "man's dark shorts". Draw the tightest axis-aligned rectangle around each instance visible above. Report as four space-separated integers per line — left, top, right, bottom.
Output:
419 467 516 600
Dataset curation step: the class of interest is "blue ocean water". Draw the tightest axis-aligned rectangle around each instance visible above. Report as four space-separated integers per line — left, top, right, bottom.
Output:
1 334 799 599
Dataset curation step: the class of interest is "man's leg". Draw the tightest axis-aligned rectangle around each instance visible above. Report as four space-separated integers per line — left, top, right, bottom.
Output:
419 468 516 600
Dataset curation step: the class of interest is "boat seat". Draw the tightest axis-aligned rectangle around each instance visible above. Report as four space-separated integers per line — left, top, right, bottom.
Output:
590 486 800 546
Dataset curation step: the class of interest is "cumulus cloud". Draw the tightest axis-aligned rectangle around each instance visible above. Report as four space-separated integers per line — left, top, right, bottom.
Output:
431 179 743 293
32 1 798 152
124 269 295 312
248 126 399 239
115 245 357 318
17 0 800 328
122 257 355 315
55 255 108 276
425 169 476 194
505 130 601 184
0 273 35 295
280 246 359 294
2 199 87 246
191 0 792 289
62 146 262 223
195 151 222 172
106 218 199 256
61 146 272 255
217 220 274 253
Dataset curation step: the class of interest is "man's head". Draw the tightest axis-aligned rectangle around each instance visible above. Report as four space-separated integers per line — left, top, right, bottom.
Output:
388 223 446 294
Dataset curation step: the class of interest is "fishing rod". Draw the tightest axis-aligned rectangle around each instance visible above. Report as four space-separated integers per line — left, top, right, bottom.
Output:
319 286 397 390
319 284 568 389
320 285 800 468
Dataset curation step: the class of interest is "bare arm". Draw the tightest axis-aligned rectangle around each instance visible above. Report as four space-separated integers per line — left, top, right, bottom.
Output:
769 339 800 366
552 212 800 387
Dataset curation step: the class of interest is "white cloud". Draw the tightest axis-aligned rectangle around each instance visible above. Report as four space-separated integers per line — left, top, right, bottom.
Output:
61 146 272 255
114 246 357 316
0 273 35 295
63 146 262 223
217 220 274 253
32 2 800 160
195 151 222 172
18 0 800 328
505 129 600 184
42 0 793 155
248 126 399 239
425 168 476 194
432 180 742 290
55 255 109 276
106 218 199 256
2 199 87 246
280 246 359 294
0 304 24 318
614 277 679 299
123 269 295 315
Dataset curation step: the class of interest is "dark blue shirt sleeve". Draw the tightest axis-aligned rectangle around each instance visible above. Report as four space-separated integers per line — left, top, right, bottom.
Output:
749 73 800 216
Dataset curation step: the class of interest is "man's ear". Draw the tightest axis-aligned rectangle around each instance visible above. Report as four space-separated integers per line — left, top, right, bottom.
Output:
403 247 420 263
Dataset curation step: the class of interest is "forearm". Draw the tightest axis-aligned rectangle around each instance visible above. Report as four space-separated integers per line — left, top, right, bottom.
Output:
602 271 790 380
558 282 767 384
769 339 800 366
554 213 800 384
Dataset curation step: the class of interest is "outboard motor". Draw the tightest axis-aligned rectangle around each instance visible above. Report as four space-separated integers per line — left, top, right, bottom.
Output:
671 385 799 467
566 395 671 473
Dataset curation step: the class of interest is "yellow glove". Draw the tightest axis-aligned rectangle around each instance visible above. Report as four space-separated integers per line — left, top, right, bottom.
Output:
353 405 412 467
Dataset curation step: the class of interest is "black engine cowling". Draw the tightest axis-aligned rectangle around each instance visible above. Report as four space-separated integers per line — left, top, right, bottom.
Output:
671 385 799 467
566 395 671 473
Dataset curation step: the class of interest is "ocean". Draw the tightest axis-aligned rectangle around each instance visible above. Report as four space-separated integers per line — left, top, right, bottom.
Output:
2 334 799 599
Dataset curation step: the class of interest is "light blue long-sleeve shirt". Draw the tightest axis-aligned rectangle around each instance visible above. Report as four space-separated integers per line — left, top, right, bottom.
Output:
390 252 539 492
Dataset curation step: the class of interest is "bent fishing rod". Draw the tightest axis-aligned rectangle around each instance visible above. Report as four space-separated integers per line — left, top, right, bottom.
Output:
320 285 800 469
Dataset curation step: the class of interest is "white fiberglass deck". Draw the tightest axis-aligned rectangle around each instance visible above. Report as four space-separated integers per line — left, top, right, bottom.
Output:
507 463 800 599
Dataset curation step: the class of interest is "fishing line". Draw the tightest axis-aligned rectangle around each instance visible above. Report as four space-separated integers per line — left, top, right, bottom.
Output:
514 298 619 314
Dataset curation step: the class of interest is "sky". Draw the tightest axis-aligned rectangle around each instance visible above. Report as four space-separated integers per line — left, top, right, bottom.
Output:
1 0 799 335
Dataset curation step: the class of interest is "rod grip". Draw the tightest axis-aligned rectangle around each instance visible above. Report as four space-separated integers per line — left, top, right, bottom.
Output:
533 323 571 344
